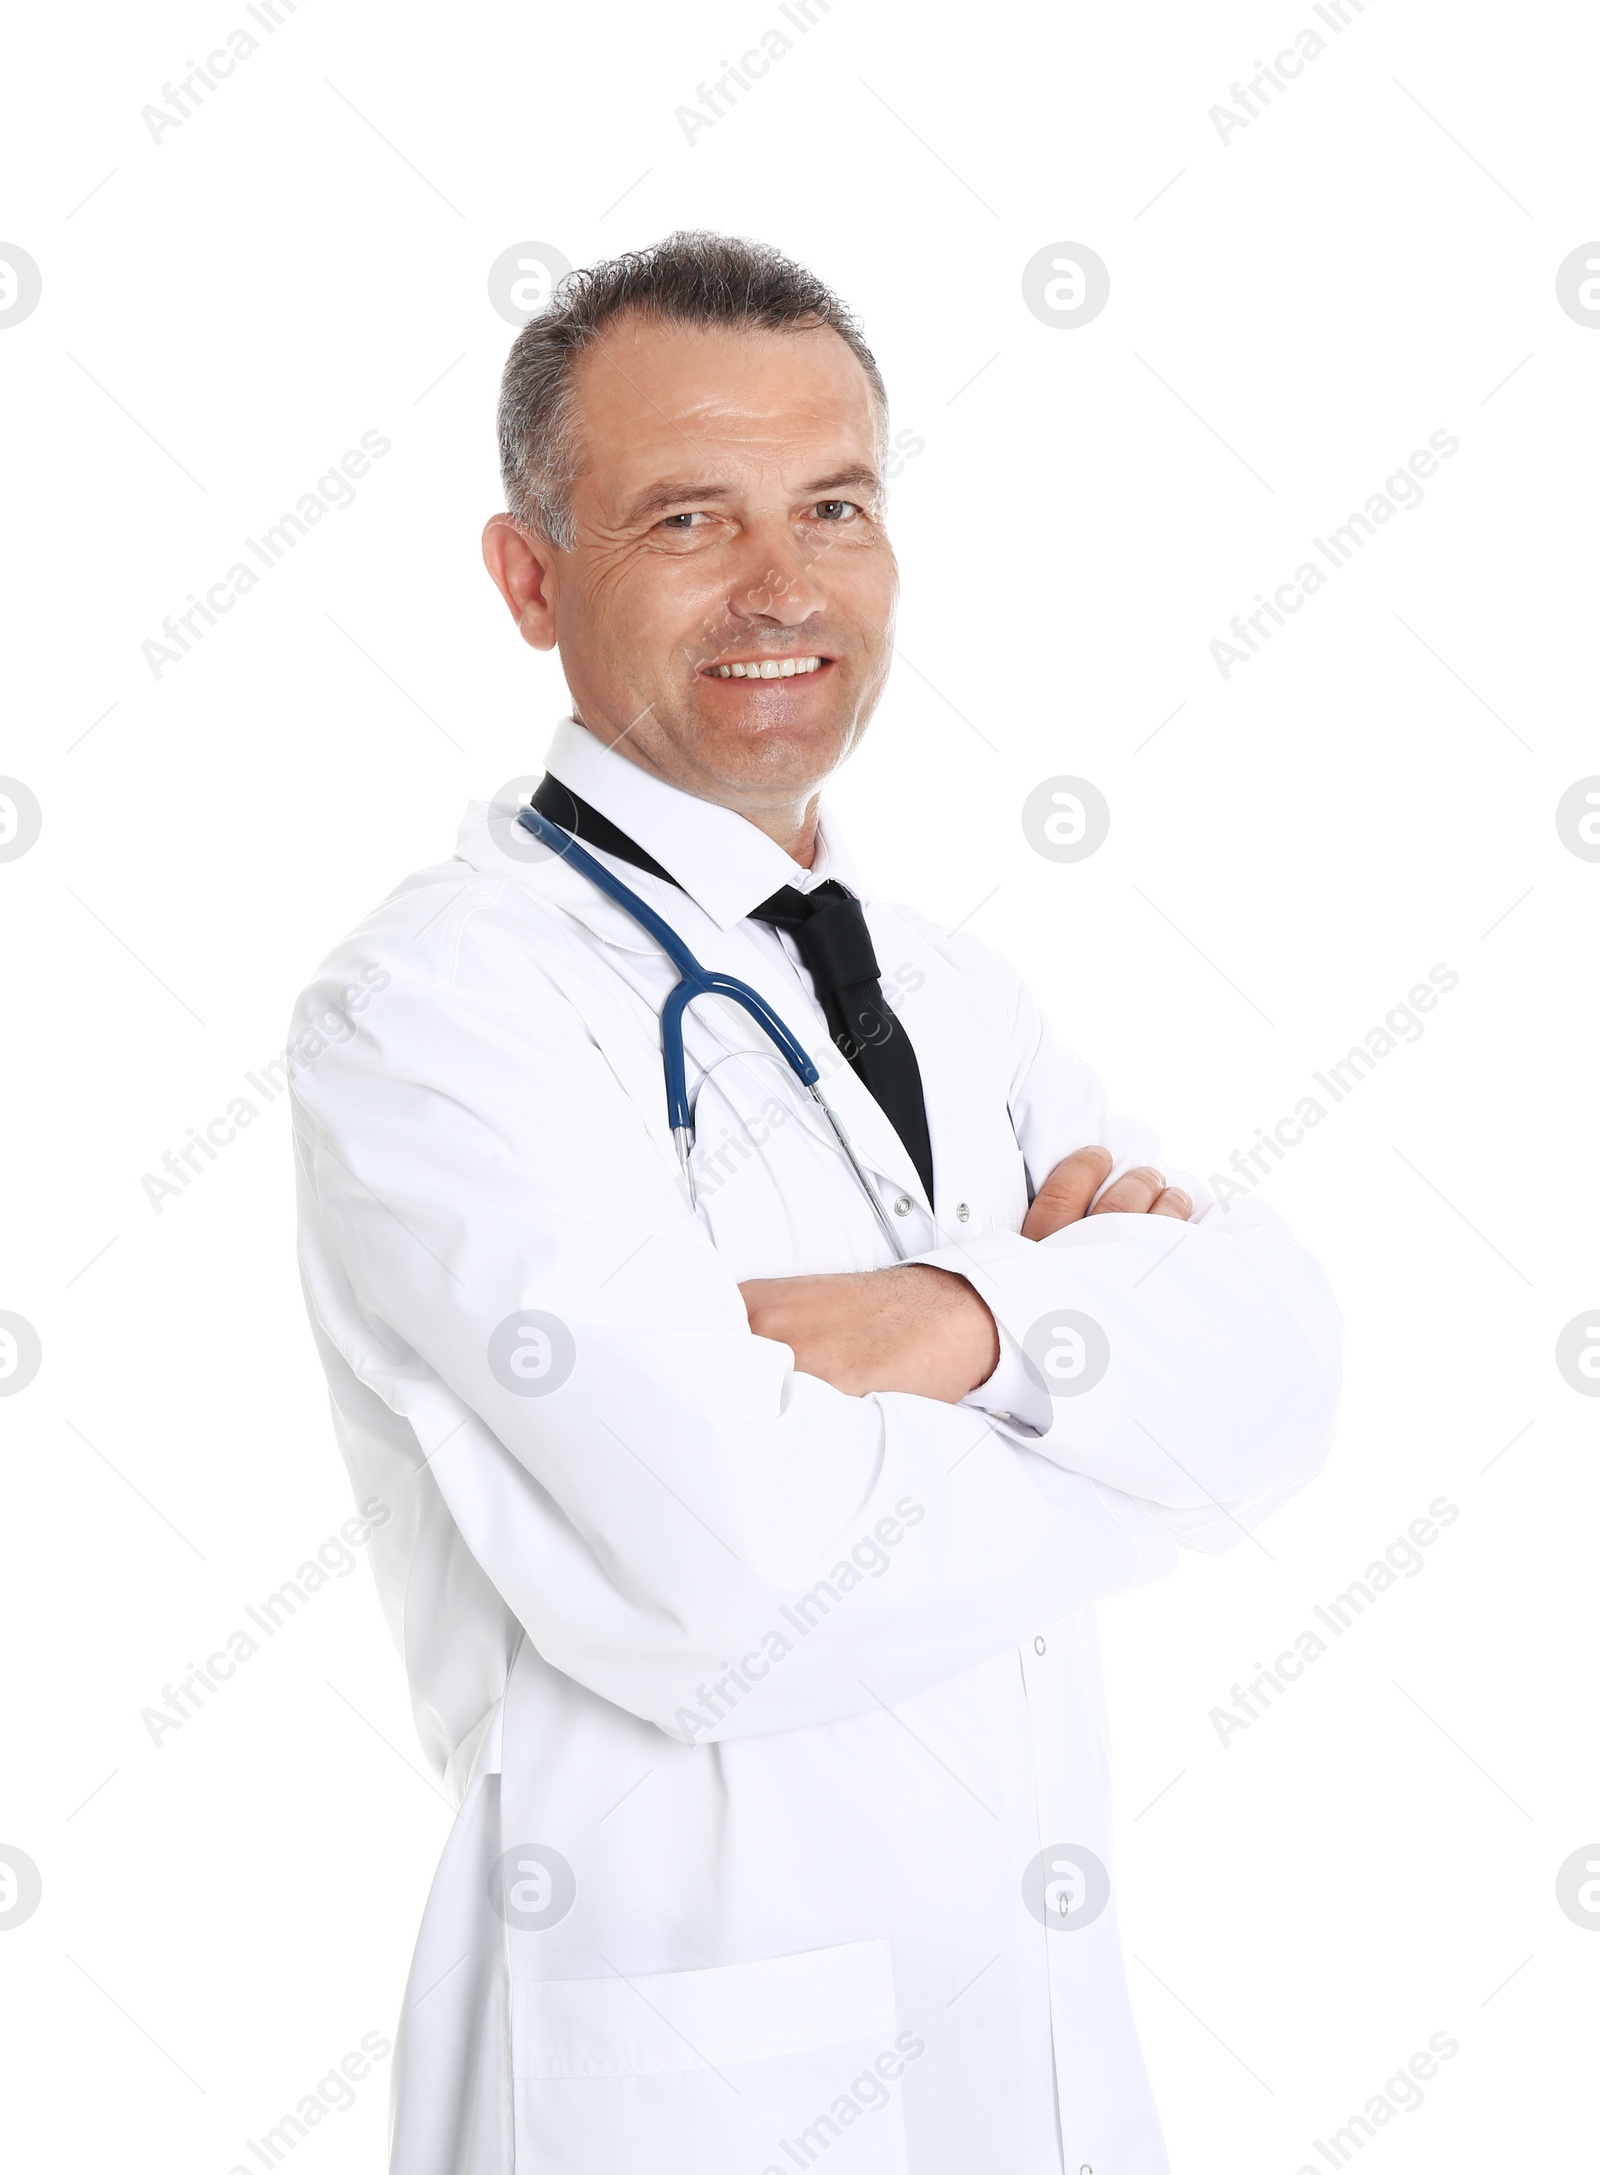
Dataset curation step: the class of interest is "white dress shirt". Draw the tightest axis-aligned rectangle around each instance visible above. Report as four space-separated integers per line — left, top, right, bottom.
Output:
290 716 1342 2174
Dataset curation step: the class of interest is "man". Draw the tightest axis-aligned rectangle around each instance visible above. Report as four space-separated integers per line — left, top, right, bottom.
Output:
291 232 1341 2175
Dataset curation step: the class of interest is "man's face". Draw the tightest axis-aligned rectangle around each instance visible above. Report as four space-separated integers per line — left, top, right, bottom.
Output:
512 315 898 812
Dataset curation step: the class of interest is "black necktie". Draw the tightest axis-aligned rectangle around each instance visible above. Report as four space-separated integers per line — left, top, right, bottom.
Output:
529 776 935 1202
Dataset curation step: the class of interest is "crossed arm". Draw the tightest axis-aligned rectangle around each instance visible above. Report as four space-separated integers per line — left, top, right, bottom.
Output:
739 1147 1192 1402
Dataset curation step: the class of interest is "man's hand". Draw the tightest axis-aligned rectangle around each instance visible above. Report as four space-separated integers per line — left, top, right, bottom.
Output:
739 1265 1000 1403
1022 1145 1191 1241
740 1149 1190 1402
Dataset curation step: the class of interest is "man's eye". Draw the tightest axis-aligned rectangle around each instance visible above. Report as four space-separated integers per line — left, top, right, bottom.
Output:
812 500 860 522
659 511 713 530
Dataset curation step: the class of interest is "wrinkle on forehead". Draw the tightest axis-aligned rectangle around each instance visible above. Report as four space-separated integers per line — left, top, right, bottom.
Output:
571 317 883 518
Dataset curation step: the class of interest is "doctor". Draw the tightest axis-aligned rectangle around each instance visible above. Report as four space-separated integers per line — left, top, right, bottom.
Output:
291 231 1341 2175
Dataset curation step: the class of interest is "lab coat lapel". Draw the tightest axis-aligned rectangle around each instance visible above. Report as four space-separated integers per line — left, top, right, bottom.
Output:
507 840 667 956
482 809 932 1212
678 914 933 1214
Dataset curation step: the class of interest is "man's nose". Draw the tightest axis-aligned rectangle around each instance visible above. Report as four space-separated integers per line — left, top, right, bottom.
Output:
724 521 828 626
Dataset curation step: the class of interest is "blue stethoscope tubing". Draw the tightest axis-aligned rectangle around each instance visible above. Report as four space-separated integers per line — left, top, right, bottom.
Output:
516 804 909 1259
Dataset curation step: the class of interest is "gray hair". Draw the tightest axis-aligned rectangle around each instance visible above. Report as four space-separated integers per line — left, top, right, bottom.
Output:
495 230 888 549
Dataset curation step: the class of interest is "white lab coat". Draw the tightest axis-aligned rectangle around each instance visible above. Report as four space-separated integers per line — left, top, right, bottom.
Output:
290 718 1341 2175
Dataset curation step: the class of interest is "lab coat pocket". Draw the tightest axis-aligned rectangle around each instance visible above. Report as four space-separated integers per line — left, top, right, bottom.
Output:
511 1937 912 2175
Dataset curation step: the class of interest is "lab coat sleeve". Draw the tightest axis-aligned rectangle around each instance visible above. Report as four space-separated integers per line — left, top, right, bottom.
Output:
290 887 1180 1746
914 938 1342 1552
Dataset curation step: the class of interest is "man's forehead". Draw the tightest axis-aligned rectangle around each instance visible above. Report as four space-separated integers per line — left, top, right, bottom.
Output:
573 316 879 501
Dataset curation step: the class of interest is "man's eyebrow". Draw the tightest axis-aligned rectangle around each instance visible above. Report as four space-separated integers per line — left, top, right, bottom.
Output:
802 464 882 498
621 479 736 525
620 464 884 526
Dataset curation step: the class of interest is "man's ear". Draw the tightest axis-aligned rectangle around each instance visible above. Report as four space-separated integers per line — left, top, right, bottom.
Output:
482 515 560 651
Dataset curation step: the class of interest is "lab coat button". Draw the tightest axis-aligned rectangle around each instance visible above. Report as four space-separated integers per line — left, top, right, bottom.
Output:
956 1201 970 1221
1034 1635 1046 1655
893 1195 913 1216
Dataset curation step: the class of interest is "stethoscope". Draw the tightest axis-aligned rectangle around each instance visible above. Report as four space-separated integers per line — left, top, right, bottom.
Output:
517 804 911 1260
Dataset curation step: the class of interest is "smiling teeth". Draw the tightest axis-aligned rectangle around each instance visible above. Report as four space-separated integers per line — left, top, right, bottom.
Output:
709 656 823 678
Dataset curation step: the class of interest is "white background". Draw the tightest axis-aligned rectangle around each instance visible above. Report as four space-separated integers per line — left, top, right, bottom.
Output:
2 0 1597 2168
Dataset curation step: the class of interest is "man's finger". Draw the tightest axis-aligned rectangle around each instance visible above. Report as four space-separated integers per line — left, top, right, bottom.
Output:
1089 1165 1166 1216
1020 1144 1114 1241
1149 1187 1192 1220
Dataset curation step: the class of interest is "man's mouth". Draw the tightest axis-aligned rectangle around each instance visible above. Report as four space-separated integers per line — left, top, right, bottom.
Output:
700 655 827 680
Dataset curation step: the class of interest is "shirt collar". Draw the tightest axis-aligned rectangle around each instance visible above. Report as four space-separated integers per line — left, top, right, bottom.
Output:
541 715 863 930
